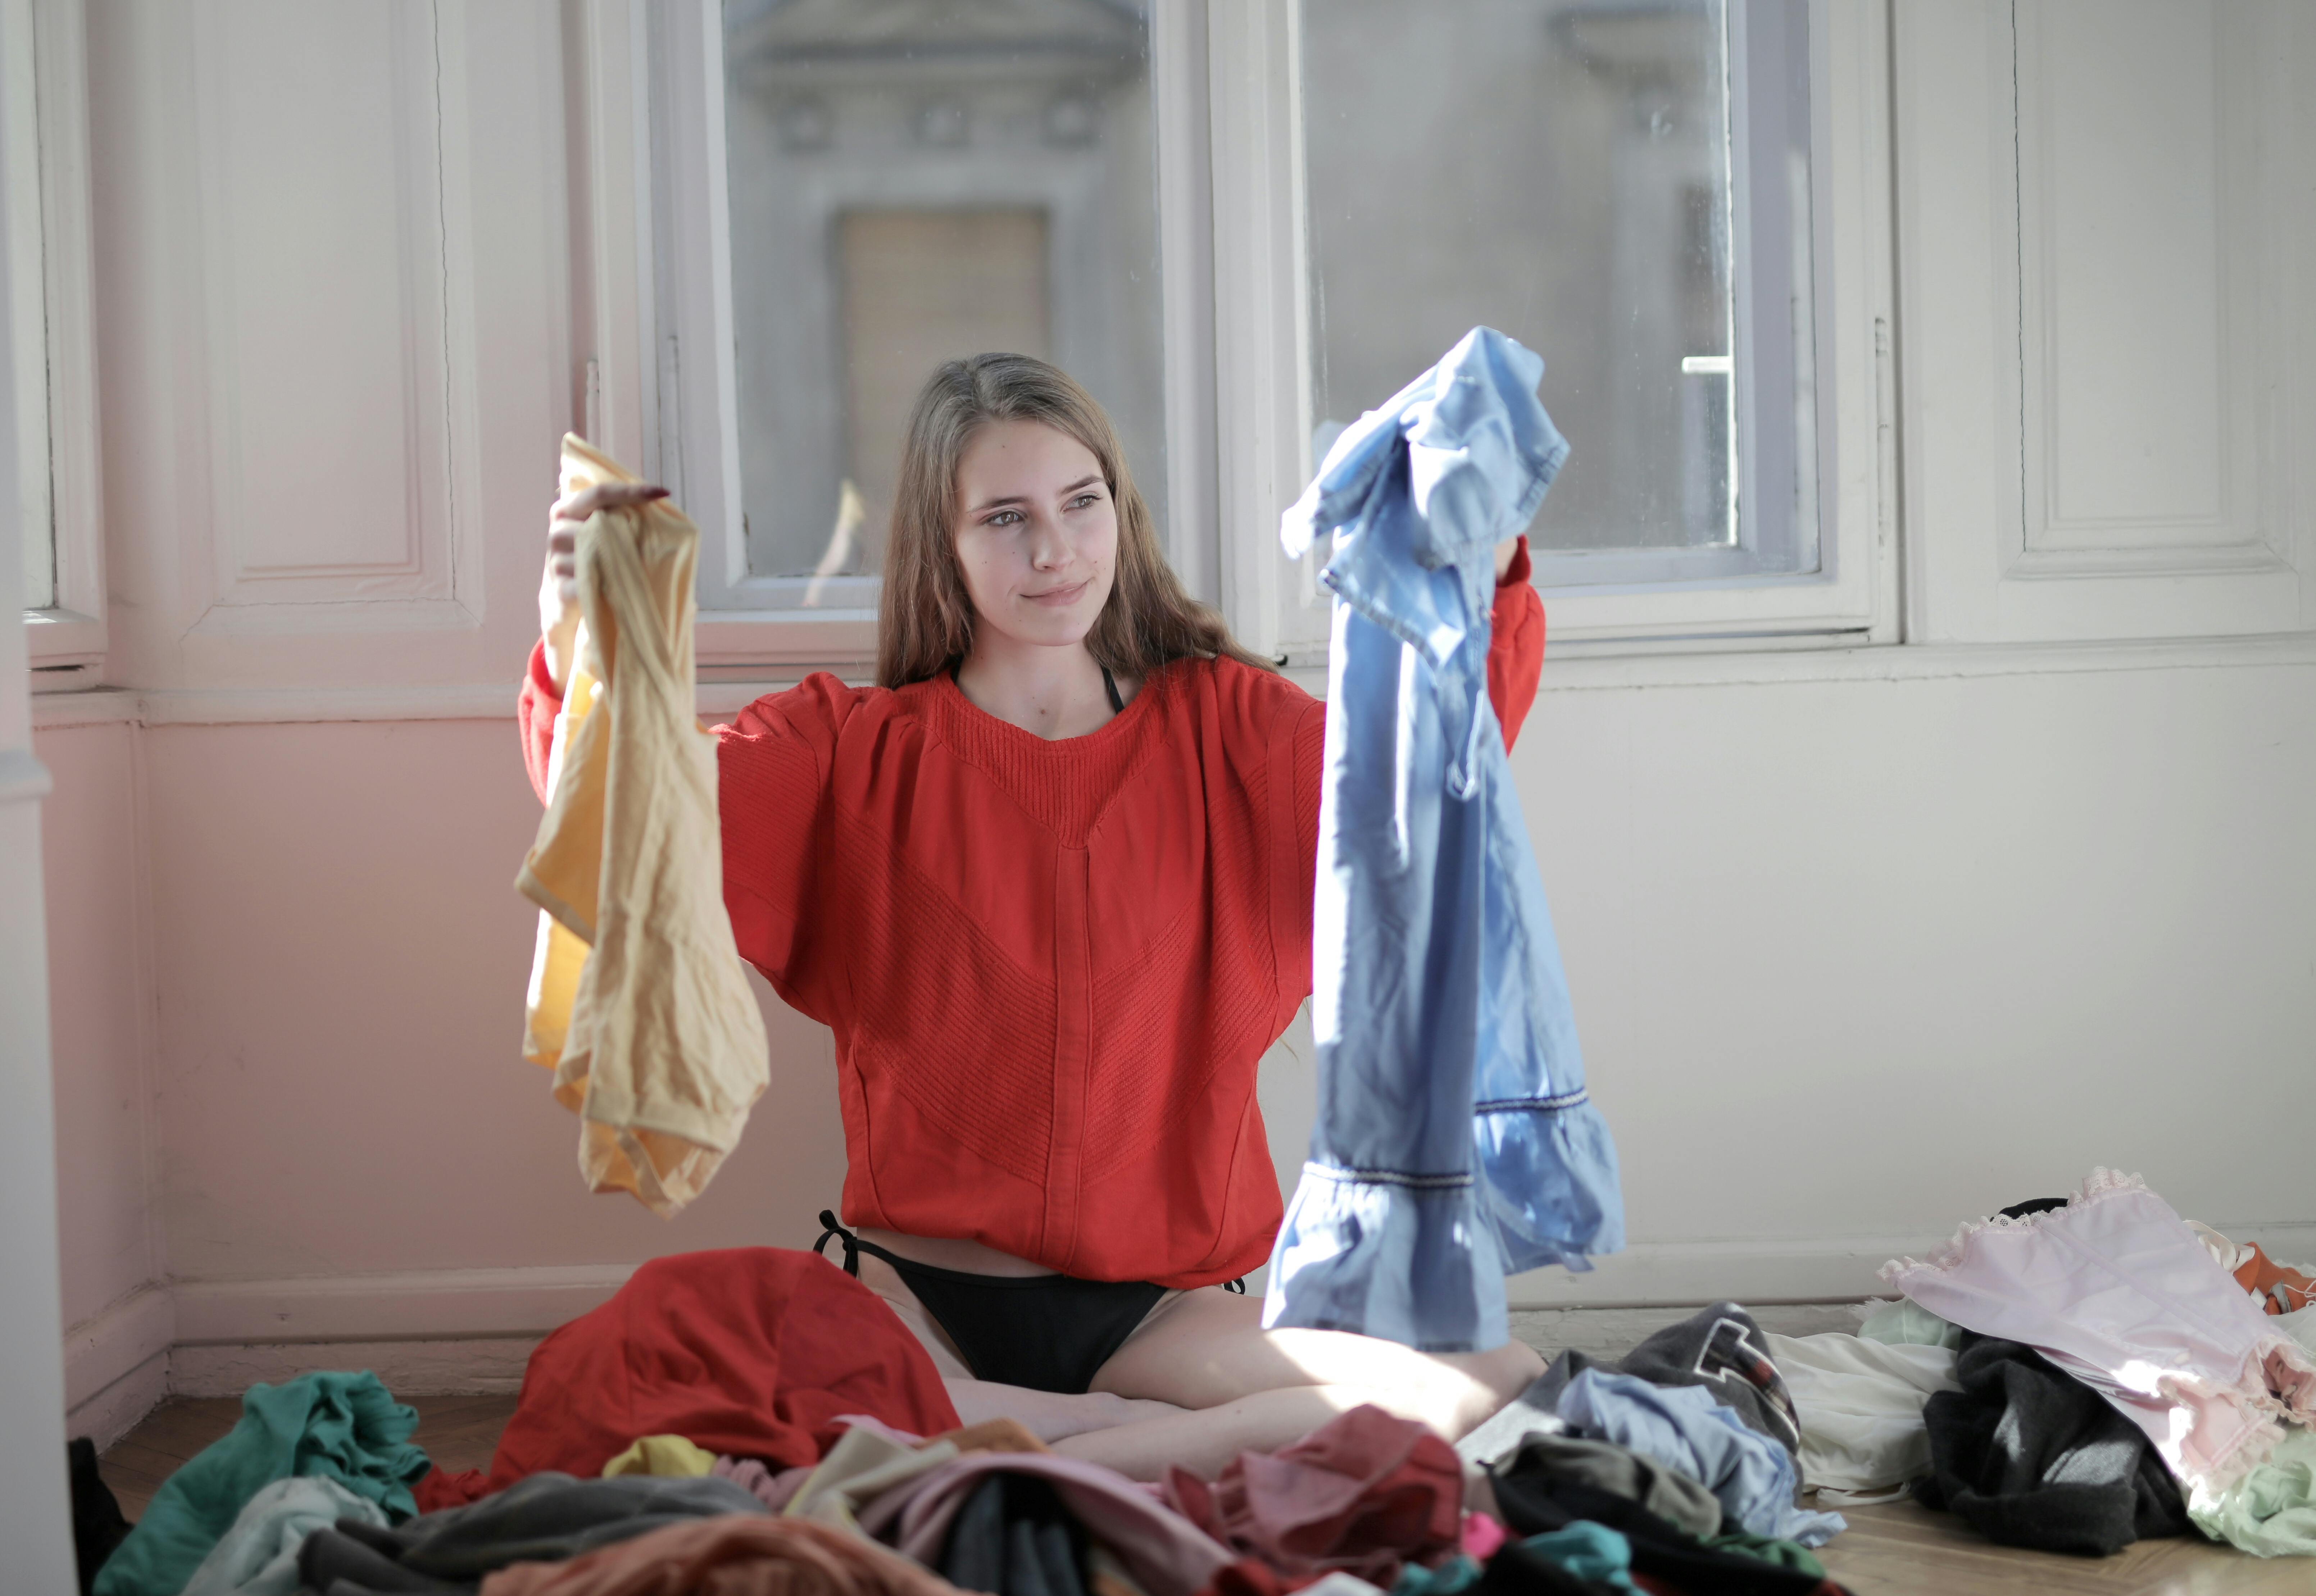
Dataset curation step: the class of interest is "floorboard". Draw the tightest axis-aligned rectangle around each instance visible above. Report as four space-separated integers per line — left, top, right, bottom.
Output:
1812 1497 2284 1594
97 1394 519 1522
96 1399 2294 1592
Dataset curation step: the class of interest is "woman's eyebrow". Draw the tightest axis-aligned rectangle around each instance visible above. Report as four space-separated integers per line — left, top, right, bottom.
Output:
968 476 1103 515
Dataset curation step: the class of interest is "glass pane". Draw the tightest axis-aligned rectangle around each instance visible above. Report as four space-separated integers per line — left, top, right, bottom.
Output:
721 0 1167 608
1303 0 1738 556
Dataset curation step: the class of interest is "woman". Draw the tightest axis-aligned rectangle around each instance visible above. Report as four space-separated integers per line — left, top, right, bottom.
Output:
523 354 1548 1481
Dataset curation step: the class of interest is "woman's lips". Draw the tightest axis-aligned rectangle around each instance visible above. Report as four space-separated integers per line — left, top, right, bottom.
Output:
1023 578 1090 606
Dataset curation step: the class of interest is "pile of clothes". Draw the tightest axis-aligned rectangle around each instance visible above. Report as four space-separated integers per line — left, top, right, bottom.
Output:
1460 1168 2316 1568
76 1169 2316 1594
77 1248 1847 1596
1868 1169 2316 1559
1458 1302 1849 1595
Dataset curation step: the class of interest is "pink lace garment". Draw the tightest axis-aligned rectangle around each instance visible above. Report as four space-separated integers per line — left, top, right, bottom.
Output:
1881 1169 2316 1491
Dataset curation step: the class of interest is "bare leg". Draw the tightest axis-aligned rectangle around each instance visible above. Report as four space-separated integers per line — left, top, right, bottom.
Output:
1053 1287 1544 1480
944 1379 1190 1445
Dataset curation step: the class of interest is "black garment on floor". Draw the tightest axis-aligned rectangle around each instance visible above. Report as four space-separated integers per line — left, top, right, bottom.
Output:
817 1211 1169 1394
1498 1301 1802 1460
68 1437 133 1596
1489 1466 1840 1596
1997 1197 2068 1220
939 1473 1090 1596
295 1471 765 1592
1912 1333 2187 1557
296 1522 472 1594
1468 1538 1621 1596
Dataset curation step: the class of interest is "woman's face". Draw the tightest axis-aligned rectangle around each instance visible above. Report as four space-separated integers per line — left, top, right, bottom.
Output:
951 419 1118 654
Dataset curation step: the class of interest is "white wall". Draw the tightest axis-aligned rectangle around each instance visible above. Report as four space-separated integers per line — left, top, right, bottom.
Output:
27 0 2316 1450
47 646 2316 1296
39 720 153 1329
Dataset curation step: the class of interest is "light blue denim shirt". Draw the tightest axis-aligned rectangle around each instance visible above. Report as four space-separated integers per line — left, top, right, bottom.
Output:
1264 328 1623 1353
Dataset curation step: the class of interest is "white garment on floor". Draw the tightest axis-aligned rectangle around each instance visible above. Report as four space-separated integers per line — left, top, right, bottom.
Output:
1854 1297 1961 1351
1883 1168 2316 1492
181 1477 386 1596
1763 1331 1957 1494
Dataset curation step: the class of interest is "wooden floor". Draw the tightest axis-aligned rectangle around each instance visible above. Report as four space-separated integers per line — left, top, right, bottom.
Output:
1813 1499 2300 1595
98 1394 516 1522
98 1397 2298 1594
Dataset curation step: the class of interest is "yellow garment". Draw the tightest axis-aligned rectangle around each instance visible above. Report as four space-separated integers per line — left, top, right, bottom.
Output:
600 1434 719 1479
517 435 769 1216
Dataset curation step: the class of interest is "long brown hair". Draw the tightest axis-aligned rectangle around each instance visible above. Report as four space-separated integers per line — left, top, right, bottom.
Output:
877 352 1272 688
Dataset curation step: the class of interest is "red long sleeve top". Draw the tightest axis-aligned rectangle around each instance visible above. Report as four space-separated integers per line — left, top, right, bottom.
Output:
520 543 1546 1288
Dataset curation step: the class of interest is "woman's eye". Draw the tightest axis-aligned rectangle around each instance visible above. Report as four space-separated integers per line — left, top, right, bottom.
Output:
1068 494 1100 511
987 510 1022 527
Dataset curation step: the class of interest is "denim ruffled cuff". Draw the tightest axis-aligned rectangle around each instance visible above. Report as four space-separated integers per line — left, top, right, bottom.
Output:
1261 1164 1512 1354
1474 1093 1626 1274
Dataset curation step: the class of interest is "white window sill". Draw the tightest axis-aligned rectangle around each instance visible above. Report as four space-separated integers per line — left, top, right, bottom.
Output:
22 607 106 671
30 631 2315 734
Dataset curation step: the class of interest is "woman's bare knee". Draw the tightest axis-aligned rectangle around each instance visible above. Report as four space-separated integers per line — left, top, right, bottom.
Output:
1422 1339 1544 1438
1469 1336 1545 1402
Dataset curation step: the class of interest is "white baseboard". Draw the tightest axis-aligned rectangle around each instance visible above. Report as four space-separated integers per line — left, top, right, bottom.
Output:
171 1338 544 1398
63 1224 2316 1431
1506 1235 1934 1308
171 1264 636 1344
1508 1302 1866 1362
63 1284 176 1410
65 1351 171 1451
1503 1222 2316 1309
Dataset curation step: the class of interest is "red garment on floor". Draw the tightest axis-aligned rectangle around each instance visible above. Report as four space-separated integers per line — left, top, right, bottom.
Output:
412 1465 492 1512
1163 1405 1464 1588
1194 1560 1293 1596
486 1249 959 1489
516 545 1544 1290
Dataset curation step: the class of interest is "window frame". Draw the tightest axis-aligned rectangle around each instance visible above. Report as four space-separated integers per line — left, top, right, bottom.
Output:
1526 0 1895 651
10 0 104 676
589 0 1895 672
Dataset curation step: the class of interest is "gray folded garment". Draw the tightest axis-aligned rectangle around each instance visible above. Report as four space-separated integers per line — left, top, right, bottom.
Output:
1488 1302 1802 1462
1491 1433 1725 1540
297 1470 767 1590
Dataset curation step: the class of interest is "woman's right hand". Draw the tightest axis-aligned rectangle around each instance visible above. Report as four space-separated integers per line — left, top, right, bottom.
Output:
538 481 668 694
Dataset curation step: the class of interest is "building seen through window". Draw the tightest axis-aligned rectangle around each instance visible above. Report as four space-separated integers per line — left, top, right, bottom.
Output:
720 0 1165 610
1310 0 1817 587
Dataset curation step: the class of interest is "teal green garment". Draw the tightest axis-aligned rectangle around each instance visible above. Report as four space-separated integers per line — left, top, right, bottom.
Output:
1390 1555 1482 1596
95 1371 431 1596
2188 1423 2316 1557
1857 1299 1962 1351
1520 1524 1634 1590
1702 1530 1826 1577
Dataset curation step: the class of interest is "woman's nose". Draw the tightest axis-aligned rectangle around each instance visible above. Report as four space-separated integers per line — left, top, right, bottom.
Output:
1028 517 1067 569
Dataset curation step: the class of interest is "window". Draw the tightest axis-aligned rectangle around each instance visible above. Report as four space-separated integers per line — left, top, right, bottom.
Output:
9 0 103 672
5 0 54 614
1304 0 1815 588
639 0 1168 648
617 0 1886 666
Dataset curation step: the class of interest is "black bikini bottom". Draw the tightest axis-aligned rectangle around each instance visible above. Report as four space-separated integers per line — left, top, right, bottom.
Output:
816 1210 1186 1395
